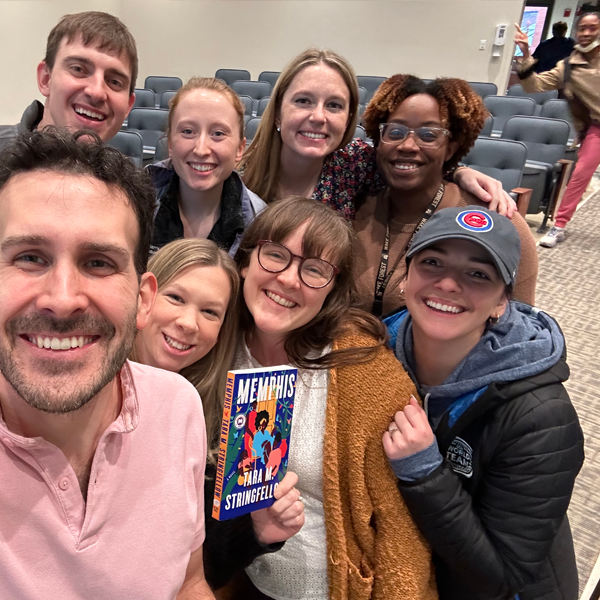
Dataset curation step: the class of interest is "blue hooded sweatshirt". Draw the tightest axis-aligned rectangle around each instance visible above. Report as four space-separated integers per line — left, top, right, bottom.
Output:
383 301 565 481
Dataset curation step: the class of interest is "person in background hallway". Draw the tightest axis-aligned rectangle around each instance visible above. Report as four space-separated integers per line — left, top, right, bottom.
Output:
532 21 575 73
0 11 137 148
384 206 584 600
148 78 266 256
239 48 516 220
131 238 305 591
515 12 600 247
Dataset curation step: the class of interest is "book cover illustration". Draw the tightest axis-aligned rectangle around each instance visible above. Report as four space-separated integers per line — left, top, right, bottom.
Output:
212 365 297 521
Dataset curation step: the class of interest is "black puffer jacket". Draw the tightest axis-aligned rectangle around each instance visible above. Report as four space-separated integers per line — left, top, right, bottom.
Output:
398 354 584 600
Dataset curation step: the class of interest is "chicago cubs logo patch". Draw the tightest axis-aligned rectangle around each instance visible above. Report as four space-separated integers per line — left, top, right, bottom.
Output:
446 437 473 478
456 210 493 233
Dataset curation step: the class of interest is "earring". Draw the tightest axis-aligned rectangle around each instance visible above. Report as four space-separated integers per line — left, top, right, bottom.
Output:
488 314 500 326
276 125 281 132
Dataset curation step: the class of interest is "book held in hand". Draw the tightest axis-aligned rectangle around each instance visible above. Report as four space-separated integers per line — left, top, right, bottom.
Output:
212 365 297 521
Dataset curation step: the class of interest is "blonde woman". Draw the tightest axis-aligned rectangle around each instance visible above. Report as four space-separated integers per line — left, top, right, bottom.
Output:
148 78 266 256
239 48 515 220
132 238 304 591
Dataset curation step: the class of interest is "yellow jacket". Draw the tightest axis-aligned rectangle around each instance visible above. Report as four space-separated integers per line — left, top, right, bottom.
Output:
323 331 438 600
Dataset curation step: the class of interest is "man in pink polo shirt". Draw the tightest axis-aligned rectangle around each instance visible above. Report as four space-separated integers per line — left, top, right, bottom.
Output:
0 129 214 599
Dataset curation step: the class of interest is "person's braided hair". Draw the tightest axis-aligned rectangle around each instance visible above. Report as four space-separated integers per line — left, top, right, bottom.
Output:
362 74 487 172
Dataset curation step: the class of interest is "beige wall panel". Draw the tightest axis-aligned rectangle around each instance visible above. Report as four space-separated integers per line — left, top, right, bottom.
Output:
0 0 524 125
0 0 120 123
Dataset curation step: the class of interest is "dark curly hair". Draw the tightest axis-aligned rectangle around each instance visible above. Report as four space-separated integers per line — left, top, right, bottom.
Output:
0 128 157 278
362 75 487 172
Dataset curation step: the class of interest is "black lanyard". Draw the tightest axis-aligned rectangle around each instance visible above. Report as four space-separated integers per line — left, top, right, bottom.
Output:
371 183 445 317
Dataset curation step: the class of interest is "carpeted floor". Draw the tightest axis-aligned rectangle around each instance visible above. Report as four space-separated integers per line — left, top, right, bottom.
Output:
534 192 600 598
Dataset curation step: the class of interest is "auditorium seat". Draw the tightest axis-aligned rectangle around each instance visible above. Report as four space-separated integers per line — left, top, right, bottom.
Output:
484 95 536 135
153 137 169 163
468 82 498 98
507 84 559 115
144 76 183 107
160 90 177 109
258 71 280 89
108 130 144 168
244 117 261 145
216 69 251 86
238 95 253 116
133 89 156 109
257 97 270 117
540 99 577 144
462 137 530 215
479 115 493 137
231 81 272 114
357 76 386 103
502 115 571 222
127 108 169 159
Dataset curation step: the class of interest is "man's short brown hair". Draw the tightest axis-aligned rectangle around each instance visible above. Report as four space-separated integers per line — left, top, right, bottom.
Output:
0 128 156 278
44 11 138 94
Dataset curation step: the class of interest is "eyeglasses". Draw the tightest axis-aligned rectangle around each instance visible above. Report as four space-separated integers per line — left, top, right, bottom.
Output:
256 240 340 289
378 123 450 148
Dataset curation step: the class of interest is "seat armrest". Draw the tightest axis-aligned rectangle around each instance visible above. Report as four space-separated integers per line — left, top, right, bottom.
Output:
511 187 533 217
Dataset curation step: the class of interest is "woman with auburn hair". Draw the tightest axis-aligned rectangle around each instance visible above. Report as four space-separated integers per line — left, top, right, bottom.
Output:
239 48 514 220
354 75 538 317
132 238 305 591
228 196 438 600
148 77 266 256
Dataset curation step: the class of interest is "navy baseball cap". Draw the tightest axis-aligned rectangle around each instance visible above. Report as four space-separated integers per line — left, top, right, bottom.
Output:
406 206 521 286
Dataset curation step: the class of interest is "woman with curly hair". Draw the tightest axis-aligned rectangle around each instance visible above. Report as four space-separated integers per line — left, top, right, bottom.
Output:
354 75 538 317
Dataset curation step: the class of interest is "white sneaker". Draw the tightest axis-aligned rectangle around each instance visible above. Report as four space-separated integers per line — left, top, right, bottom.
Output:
539 226 566 248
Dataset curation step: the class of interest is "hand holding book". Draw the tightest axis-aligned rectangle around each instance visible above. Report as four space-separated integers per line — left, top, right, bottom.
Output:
251 471 305 545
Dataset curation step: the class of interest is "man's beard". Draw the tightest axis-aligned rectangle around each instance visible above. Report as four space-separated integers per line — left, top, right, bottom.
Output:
0 311 137 414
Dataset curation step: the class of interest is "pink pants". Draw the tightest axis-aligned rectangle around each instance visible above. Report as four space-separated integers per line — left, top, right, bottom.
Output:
555 123 600 228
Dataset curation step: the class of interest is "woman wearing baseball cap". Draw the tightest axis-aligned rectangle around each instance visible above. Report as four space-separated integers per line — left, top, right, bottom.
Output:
383 206 584 600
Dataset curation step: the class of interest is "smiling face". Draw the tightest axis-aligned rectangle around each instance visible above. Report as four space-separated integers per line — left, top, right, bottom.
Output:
376 94 458 193
36 35 135 142
168 88 245 196
404 238 508 348
277 64 351 163
241 222 336 345
576 14 600 47
135 264 231 373
0 170 155 414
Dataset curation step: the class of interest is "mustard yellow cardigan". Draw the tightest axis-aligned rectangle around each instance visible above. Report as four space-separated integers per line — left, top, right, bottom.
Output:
323 331 438 600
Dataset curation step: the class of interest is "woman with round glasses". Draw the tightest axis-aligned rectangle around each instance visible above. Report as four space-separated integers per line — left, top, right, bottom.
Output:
229 195 438 600
238 49 515 221
353 75 538 317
